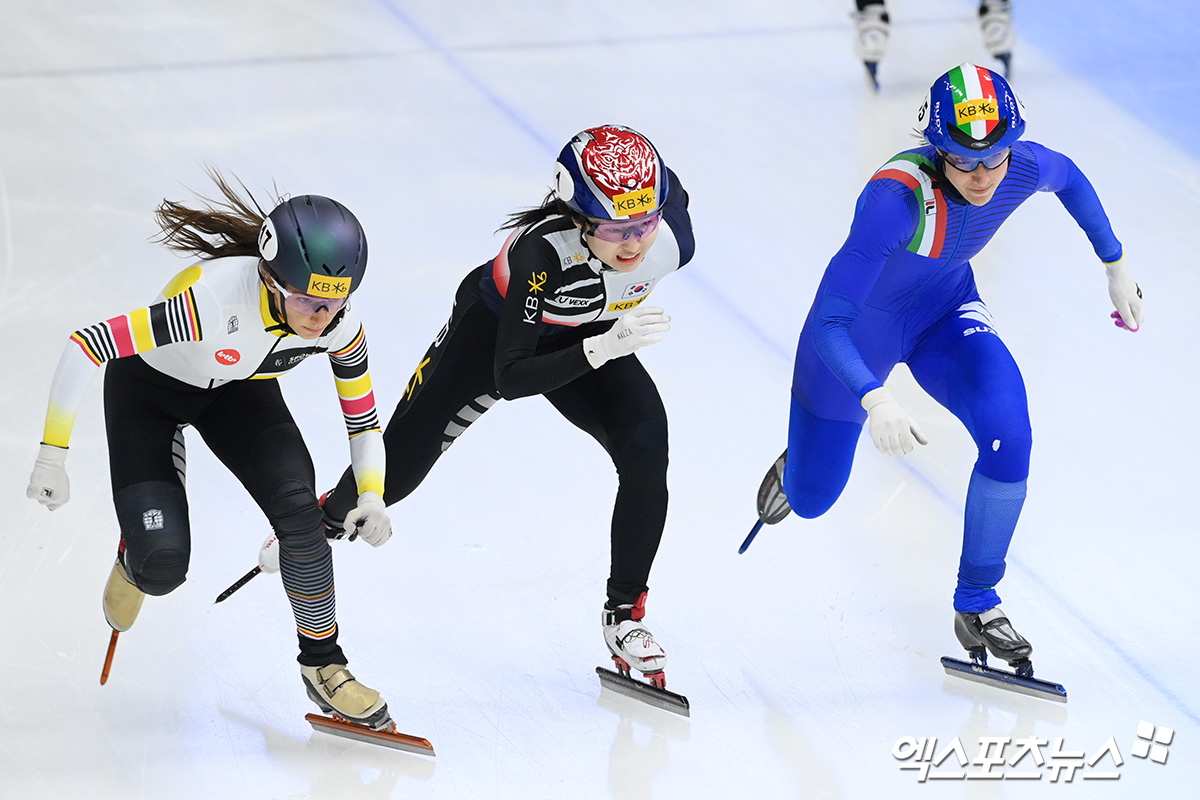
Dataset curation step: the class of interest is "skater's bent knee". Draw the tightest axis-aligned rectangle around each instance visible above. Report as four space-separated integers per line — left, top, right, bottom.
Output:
129 547 188 595
974 434 1032 482
113 480 191 594
782 474 840 520
612 436 668 479
782 484 840 522
788 490 837 519
269 479 323 535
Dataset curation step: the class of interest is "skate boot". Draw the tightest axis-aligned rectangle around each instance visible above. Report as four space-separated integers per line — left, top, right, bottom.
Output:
852 4 890 90
103 547 145 632
979 1 1015 76
955 606 1033 676
739 449 791 553
301 663 393 731
757 449 791 525
603 592 668 689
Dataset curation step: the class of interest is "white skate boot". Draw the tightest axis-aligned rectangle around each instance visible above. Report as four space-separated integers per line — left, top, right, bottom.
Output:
103 548 145 632
979 1 1015 76
852 4 890 90
301 663 393 730
603 592 667 689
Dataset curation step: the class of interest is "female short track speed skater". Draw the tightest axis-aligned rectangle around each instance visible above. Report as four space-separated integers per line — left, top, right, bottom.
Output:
750 63 1144 680
26 174 399 730
318 124 695 692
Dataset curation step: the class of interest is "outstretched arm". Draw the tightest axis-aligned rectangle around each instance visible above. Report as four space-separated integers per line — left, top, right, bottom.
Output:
1031 141 1144 331
28 274 210 509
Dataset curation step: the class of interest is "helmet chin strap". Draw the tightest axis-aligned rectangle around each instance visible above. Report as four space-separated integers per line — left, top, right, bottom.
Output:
260 270 296 335
321 305 348 335
921 156 969 205
577 227 614 272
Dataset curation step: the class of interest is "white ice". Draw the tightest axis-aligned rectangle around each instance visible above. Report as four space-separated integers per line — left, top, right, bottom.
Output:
2 2 1198 798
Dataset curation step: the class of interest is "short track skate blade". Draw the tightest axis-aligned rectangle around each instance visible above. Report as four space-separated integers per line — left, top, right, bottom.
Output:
941 657 1067 703
996 53 1012 79
100 629 119 685
738 520 763 554
596 667 691 717
214 566 262 604
305 713 436 756
864 62 881 91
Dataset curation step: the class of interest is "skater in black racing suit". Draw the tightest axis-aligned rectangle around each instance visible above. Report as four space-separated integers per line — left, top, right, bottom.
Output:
322 125 695 687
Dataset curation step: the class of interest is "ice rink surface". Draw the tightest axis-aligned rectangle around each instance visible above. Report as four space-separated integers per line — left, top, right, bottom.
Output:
2 2 1198 798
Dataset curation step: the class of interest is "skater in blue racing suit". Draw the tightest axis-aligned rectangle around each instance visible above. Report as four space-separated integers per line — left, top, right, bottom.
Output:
773 63 1144 673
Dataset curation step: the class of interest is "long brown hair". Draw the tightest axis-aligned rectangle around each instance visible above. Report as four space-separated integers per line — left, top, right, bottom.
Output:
153 168 280 260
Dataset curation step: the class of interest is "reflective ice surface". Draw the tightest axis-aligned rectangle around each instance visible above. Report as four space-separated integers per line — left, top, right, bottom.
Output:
2 2 1197 798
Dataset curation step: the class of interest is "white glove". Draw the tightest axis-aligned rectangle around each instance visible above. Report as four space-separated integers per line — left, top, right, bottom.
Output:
862 387 928 457
27 443 70 510
343 490 392 547
258 534 280 574
583 305 671 369
1105 257 1144 332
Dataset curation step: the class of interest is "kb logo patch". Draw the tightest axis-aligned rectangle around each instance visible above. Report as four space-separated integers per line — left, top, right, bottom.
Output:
142 509 164 531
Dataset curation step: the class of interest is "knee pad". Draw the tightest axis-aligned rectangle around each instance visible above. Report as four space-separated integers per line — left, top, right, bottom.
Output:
269 479 325 553
114 481 190 596
135 547 191 595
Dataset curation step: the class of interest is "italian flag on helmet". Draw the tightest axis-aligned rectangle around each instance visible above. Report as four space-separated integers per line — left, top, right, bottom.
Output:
921 61 1025 158
949 63 1001 142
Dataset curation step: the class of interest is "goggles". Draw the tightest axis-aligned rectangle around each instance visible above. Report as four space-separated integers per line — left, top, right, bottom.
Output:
941 147 1011 172
267 274 348 315
583 211 661 243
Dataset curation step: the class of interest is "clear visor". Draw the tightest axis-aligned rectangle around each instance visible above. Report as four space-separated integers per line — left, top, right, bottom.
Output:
584 211 662 243
942 147 1011 172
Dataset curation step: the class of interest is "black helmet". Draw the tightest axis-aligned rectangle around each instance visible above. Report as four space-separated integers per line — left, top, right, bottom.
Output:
257 195 367 300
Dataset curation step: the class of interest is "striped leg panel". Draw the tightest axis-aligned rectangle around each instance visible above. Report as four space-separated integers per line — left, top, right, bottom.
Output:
440 392 501 452
279 534 337 641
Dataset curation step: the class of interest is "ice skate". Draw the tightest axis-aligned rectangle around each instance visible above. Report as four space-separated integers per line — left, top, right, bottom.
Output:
301 663 392 728
99 546 146 685
739 449 790 553
852 5 889 90
954 606 1032 671
301 663 436 754
942 606 1067 702
596 593 690 716
979 1 1015 76
102 549 145 633
603 593 668 684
